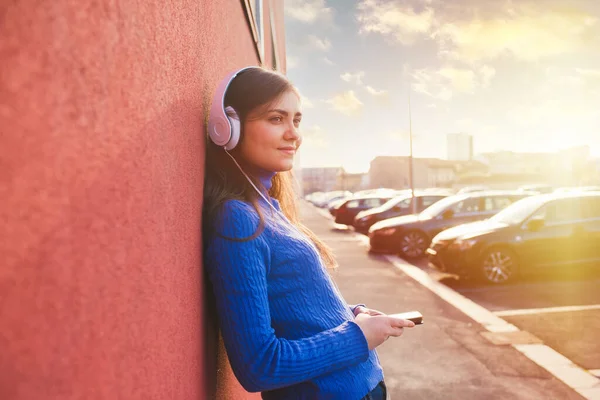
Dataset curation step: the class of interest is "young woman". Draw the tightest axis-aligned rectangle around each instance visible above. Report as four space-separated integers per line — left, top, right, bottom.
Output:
203 66 414 399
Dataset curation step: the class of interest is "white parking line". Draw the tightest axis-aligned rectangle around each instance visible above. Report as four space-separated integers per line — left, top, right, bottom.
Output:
385 255 519 333
384 255 600 399
494 304 600 317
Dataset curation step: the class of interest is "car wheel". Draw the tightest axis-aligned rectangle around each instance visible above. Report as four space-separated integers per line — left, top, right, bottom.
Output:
399 230 429 259
480 247 519 284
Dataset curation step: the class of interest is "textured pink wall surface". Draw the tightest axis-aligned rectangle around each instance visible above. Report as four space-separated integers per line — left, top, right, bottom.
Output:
0 1 284 399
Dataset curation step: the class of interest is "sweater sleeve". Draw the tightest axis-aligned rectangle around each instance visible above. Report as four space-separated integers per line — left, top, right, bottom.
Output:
205 201 370 393
349 304 366 315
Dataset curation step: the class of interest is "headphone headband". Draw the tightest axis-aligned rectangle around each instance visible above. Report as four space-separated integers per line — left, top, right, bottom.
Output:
208 66 262 149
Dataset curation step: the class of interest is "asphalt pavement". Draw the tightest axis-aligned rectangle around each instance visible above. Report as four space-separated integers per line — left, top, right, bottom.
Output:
299 200 593 400
443 267 600 373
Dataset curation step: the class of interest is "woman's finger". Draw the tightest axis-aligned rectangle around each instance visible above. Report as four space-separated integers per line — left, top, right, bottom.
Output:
388 327 405 337
389 317 415 328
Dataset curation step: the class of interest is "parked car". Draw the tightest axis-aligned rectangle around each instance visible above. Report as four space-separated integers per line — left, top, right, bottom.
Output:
310 191 352 208
325 193 353 210
427 192 600 284
329 198 350 217
353 188 401 197
353 191 451 234
334 195 396 225
368 191 531 258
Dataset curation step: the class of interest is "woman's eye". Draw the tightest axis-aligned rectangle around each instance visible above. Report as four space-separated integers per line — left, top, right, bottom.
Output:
294 119 301 127
270 116 283 122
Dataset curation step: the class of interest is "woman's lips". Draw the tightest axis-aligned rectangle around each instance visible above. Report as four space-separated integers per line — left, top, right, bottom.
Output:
278 148 296 155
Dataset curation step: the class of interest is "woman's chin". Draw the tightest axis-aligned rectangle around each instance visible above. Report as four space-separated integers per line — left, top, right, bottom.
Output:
273 160 295 172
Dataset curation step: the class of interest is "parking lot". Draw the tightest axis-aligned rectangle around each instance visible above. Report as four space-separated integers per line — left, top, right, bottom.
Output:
312 202 600 386
440 265 600 373
395 249 600 380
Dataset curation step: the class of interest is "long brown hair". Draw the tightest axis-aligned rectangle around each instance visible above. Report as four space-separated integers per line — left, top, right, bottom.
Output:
203 67 337 269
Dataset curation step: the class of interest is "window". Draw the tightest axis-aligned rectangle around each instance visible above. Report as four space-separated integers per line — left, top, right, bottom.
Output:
452 198 481 214
581 197 600 219
346 200 360 209
421 196 444 209
484 196 513 211
394 198 412 210
269 6 280 71
243 0 264 62
532 199 582 223
363 198 382 208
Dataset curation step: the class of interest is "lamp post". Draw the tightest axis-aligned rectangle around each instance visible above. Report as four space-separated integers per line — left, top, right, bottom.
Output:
408 90 417 214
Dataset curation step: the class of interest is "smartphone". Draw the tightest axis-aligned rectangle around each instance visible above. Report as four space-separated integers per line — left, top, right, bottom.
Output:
389 311 423 325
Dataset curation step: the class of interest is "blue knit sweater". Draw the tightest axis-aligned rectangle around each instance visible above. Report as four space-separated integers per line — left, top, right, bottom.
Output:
204 174 383 399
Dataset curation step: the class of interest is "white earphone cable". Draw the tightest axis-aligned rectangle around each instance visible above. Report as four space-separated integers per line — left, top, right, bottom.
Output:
223 149 342 282
224 149 280 214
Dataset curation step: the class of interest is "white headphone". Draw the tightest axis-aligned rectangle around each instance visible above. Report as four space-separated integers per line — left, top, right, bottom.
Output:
207 66 261 151
207 66 281 213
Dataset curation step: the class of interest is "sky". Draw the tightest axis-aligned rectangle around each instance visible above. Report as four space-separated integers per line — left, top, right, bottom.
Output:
283 0 600 173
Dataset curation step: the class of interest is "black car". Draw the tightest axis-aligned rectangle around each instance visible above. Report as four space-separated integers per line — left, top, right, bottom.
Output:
427 192 600 284
353 191 451 234
334 195 396 225
368 191 530 258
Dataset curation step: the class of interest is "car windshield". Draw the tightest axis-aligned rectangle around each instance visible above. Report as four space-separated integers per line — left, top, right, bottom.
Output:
420 195 466 218
489 196 548 225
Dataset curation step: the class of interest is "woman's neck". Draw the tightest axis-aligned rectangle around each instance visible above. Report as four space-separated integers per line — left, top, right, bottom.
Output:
247 166 276 192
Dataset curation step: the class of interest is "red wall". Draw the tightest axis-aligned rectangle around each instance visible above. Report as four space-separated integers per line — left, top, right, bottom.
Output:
0 1 284 399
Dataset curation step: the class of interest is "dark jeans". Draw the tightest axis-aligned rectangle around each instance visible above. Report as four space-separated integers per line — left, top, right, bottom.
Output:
361 381 387 400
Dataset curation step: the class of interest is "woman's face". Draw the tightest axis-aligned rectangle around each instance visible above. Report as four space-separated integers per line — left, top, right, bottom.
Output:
238 90 302 173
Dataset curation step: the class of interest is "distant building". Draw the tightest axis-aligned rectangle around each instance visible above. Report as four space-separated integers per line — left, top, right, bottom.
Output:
447 133 473 161
462 146 595 188
302 167 343 194
368 156 471 189
475 151 555 175
336 170 368 192
368 156 413 189
425 159 458 187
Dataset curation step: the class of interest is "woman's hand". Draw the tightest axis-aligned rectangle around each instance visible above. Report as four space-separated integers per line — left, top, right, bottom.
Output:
353 313 415 351
353 305 385 317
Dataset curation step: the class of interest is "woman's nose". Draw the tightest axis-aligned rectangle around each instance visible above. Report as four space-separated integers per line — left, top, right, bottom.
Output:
285 124 300 141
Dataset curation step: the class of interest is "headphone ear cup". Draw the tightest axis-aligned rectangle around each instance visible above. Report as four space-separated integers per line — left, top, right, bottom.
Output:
224 106 241 150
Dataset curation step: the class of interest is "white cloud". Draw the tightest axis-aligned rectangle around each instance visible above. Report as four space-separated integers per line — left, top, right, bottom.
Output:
356 1 600 63
340 71 389 103
365 85 388 96
326 90 364 116
479 65 496 88
435 4 599 63
300 125 328 148
412 65 496 100
306 35 332 52
544 66 600 92
576 68 600 82
357 0 435 45
285 0 334 25
323 57 335 66
300 95 314 108
341 71 365 85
